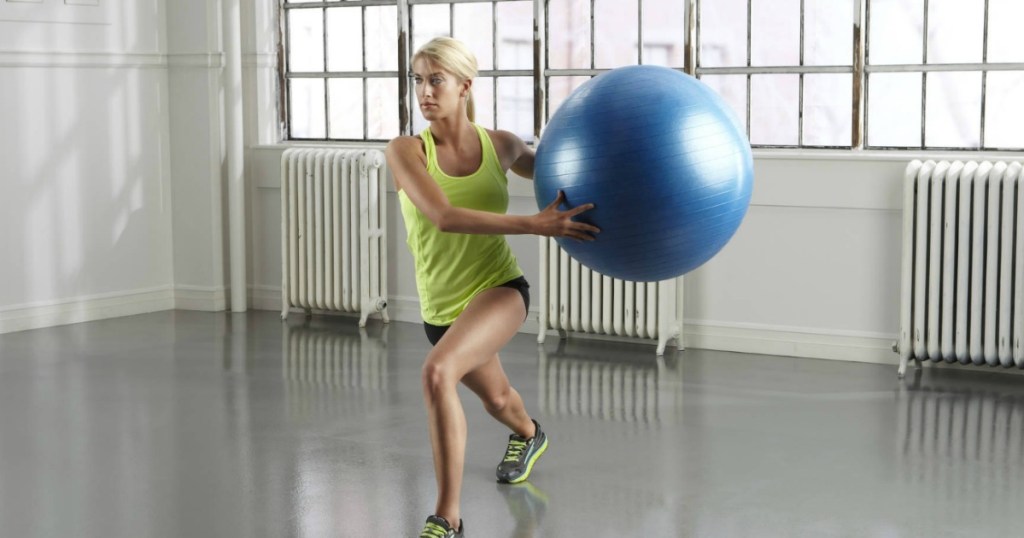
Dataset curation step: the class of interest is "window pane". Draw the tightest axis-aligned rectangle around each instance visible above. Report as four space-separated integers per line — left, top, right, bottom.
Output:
751 0 799 66
365 6 398 71
412 4 450 53
595 0 638 68
495 1 532 70
699 74 748 135
805 0 853 66
453 3 493 70
547 76 590 121
289 9 324 72
868 0 923 65
642 0 685 67
984 72 1024 149
867 72 921 147
986 0 1024 63
290 79 326 139
750 74 798 145
497 77 533 142
700 0 747 67
328 79 364 139
803 74 852 147
326 7 362 72
472 76 495 129
548 0 591 69
925 72 980 148
367 78 399 140
927 0 983 64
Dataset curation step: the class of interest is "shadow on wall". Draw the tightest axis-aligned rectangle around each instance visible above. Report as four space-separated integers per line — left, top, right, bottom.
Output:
8 1 167 316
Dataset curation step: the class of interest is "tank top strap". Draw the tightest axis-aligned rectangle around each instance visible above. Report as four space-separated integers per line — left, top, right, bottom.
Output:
473 124 506 178
419 127 440 175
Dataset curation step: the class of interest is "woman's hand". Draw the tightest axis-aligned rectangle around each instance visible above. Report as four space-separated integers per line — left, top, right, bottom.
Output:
533 191 600 241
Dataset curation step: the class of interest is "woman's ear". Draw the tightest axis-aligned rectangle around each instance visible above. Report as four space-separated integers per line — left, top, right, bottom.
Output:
461 78 473 98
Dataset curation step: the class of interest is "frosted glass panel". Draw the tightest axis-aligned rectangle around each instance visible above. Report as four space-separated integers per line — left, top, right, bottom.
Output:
803 74 852 147
326 7 361 72
926 0 983 64
925 72 981 148
594 0 639 68
548 0 591 69
868 0 923 65
751 0 799 66
290 79 326 139
867 73 921 147
805 0 853 66
700 0 747 67
289 9 324 72
328 79 363 139
750 75 798 146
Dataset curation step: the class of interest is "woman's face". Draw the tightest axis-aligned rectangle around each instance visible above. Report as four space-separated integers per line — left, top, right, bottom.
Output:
412 58 469 122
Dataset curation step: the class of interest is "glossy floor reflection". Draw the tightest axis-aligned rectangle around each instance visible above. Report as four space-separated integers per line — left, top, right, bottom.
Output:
2 311 1023 537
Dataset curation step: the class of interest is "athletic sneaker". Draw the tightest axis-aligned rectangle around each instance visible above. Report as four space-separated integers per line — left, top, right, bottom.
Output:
419 515 463 538
496 419 548 483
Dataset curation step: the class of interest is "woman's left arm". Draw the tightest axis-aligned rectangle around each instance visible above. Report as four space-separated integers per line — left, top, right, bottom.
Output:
499 131 535 180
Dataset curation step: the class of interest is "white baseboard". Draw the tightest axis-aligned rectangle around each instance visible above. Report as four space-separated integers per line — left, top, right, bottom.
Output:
0 286 174 334
174 285 228 311
683 320 897 364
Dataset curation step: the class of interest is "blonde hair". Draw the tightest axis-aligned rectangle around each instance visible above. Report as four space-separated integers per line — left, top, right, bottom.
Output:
413 37 478 122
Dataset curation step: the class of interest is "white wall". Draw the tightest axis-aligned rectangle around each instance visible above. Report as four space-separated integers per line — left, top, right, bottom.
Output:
250 145 935 364
0 1 175 333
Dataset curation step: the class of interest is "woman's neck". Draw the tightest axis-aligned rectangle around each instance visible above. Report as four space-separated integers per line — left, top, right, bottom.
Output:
429 116 475 149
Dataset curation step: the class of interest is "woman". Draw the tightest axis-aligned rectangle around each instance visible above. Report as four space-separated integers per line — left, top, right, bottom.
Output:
385 37 599 538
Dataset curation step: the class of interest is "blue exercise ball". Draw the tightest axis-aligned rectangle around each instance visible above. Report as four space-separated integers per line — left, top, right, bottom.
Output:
534 65 753 282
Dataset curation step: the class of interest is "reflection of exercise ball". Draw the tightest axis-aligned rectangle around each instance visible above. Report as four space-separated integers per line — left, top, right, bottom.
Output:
534 65 753 282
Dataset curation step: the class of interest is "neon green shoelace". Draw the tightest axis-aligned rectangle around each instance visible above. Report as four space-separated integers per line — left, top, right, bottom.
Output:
420 521 449 538
503 439 527 462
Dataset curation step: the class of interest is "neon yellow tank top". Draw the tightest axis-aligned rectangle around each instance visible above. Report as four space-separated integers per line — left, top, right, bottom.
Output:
398 124 524 326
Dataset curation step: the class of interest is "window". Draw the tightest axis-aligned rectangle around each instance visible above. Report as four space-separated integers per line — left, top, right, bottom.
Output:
280 0 1024 150
866 0 1024 150
283 0 400 141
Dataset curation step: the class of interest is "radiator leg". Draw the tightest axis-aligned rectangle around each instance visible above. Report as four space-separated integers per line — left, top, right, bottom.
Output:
898 355 908 378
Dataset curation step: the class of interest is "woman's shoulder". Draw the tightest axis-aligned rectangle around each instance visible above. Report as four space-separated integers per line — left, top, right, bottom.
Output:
385 135 426 161
483 128 525 158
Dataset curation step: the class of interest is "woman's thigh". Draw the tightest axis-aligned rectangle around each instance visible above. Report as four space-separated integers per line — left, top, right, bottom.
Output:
425 286 526 381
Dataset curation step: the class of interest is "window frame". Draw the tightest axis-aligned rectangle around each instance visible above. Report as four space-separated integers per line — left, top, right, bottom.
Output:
278 0 1024 151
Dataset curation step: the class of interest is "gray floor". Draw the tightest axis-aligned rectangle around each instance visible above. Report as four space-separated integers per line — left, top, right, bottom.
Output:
1 311 1022 538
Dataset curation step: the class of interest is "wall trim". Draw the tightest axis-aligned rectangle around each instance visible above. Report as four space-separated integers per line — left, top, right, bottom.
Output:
167 53 224 69
0 286 174 335
242 52 276 68
174 285 228 312
0 50 166 68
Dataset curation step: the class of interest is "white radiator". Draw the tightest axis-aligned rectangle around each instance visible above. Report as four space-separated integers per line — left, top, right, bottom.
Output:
898 160 1024 376
537 237 684 355
281 148 389 327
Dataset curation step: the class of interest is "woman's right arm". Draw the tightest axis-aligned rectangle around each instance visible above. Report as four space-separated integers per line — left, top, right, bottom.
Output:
385 137 599 241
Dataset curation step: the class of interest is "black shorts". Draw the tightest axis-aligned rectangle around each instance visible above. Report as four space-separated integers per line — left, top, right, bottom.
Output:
423 276 530 346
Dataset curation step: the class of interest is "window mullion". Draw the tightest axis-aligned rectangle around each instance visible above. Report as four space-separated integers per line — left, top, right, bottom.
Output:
853 0 865 148
398 0 411 136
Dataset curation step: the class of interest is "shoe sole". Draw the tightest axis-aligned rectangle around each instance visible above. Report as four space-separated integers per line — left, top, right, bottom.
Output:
502 436 548 484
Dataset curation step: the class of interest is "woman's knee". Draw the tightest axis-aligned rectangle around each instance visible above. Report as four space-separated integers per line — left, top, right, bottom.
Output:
422 358 458 400
481 384 511 414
